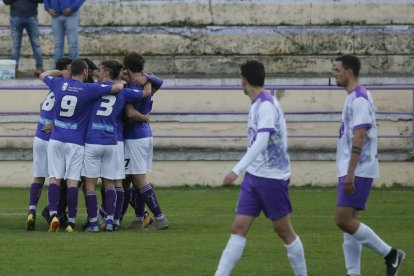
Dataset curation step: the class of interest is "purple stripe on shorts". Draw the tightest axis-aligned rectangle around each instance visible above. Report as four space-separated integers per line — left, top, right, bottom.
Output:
354 123 372 130
236 172 292 220
257 128 275 133
337 176 373 210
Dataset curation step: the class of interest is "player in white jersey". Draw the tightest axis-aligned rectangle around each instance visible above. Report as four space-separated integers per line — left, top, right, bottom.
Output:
39 59 124 232
26 57 72 231
215 61 307 276
333 55 405 276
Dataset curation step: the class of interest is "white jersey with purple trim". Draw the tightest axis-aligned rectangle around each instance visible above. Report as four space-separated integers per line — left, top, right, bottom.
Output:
43 76 113 146
245 91 290 180
336 85 379 178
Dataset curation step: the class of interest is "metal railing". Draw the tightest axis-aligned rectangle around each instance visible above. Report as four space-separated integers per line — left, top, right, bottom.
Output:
0 84 413 152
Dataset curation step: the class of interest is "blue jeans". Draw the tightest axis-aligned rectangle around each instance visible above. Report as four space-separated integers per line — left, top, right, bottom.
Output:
51 12 80 66
10 16 43 69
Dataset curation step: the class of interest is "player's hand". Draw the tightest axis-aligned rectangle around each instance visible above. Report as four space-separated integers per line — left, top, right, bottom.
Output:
63 8 72 16
344 172 356 195
42 122 53 133
223 171 238 186
134 73 148 86
48 9 56 17
62 70 71 79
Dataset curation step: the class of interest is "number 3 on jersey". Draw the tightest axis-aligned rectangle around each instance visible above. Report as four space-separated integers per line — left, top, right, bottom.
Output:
97 95 116 116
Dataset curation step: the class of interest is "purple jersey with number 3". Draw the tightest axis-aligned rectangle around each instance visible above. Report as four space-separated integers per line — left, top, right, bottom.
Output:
85 80 145 145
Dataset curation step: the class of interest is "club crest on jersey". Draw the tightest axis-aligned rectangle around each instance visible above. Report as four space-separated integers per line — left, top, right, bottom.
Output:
62 82 68 91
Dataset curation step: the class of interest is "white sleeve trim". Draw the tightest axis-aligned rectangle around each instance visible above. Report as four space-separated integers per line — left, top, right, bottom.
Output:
232 131 270 175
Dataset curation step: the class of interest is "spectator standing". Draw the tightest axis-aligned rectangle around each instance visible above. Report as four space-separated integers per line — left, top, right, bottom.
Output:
3 0 44 76
43 0 85 67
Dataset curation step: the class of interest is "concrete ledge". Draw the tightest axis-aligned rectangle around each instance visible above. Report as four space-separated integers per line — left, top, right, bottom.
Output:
3 54 414 77
1 25 414 56
1 0 414 27
1 160 413 187
1 147 412 162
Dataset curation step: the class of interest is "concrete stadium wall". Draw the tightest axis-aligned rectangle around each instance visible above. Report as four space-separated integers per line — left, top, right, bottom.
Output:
0 0 414 76
1 160 413 188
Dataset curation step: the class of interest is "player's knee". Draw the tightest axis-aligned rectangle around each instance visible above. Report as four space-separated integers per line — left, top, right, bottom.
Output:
231 223 248 237
335 214 350 231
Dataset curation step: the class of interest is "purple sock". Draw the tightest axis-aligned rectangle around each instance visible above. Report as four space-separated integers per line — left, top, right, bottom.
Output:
121 187 131 217
29 183 43 210
105 187 117 220
100 185 106 210
85 191 98 220
140 185 163 218
114 187 124 221
67 187 78 223
48 184 60 216
133 187 145 217
58 185 67 217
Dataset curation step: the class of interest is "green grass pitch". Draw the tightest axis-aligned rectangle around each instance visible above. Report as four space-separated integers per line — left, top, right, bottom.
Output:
0 186 412 275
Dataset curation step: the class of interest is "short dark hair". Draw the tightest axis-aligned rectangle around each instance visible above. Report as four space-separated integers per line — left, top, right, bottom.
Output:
82 58 98 70
56 57 73 71
240 60 265 87
71 59 88 76
100 60 120 80
123 52 145 73
335 55 361 77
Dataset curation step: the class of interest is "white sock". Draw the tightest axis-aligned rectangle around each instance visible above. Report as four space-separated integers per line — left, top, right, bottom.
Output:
352 223 391 257
343 233 362 276
215 234 246 276
284 236 307 276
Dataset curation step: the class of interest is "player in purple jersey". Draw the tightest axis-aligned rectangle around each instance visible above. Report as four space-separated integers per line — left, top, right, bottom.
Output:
215 61 307 276
333 55 405 276
39 59 123 232
122 52 169 230
82 60 151 232
26 57 72 231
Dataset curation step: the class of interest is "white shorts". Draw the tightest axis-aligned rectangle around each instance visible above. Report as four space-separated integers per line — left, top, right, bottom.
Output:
82 143 121 180
124 137 153 175
33 137 49 177
116 141 125 180
48 139 84 180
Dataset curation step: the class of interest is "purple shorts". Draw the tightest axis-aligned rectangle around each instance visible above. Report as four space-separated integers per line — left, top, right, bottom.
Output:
236 172 292 220
337 176 373 210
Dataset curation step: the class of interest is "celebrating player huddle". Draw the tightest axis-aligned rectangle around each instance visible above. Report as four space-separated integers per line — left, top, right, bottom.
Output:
26 52 169 233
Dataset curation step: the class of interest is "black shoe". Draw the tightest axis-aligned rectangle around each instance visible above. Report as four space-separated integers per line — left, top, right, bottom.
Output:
41 206 51 225
385 248 405 276
58 214 68 229
65 222 76 233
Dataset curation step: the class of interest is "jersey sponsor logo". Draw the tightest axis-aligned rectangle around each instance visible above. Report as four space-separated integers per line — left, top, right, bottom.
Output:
38 117 53 125
54 119 78 130
92 122 114 132
100 84 109 87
